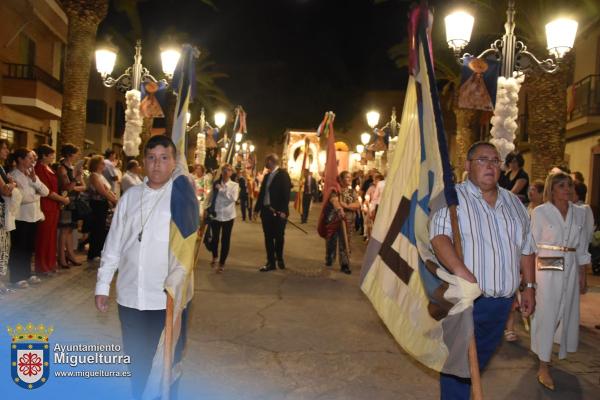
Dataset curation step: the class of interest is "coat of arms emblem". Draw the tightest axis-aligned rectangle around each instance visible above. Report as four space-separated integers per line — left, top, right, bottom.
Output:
7 322 53 390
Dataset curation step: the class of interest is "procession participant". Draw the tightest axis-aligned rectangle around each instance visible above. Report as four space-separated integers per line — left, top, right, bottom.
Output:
429 142 536 399
300 168 317 224
236 166 249 221
209 163 239 272
95 135 189 399
254 154 291 271
530 172 591 390
121 159 143 193
324 171 360 274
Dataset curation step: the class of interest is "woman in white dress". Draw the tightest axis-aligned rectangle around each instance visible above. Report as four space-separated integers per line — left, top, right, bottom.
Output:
530 171 591 390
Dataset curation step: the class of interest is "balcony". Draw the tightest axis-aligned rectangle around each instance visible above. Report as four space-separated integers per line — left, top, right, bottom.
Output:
1 63 63 119
566 74 600 137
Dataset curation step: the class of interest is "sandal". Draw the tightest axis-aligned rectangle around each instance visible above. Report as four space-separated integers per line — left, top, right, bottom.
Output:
537 374 555 391
504 330 518 342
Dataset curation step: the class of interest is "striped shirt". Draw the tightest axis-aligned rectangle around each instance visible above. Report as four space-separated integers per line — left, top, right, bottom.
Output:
429 179 535 298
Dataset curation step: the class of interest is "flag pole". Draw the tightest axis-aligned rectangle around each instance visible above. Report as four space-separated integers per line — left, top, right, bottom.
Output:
449 205 483 400
162 293 174 400
341 215 350 256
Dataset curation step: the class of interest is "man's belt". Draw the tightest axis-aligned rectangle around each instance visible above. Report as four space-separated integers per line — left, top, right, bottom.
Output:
537 244 576 252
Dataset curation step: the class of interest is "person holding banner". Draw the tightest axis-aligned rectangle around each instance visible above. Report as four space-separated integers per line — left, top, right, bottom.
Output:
324 171 360 274
95 135 189 400
430 142 536 399
255 154 291 271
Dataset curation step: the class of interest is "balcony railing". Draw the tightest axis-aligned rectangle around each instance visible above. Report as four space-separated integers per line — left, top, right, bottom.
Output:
567 74 600 122
2 63 63 93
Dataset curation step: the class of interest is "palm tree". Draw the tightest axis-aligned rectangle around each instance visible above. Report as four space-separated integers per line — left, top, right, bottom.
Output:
59 0 109 148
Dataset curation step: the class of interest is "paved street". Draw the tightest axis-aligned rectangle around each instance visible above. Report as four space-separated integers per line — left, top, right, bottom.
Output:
2 203 600 399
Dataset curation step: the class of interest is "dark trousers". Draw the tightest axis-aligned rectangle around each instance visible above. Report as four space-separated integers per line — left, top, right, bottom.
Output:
88 199 108 260
325 225 349 267
260 209 287 266
210 219 234 264
240 196 249 221
440 296 513 399
301 194 312 223
118 305 188 400
9 220 36 283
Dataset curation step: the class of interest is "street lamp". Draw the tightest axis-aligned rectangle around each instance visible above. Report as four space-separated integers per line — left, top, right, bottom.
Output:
356 144 365 153
249 144 255 153
186 111 191 125
235 132 243 143
214 111 226 129
95 39 181 91
360 132 371 146
241 142 248 152
444 1 577 75
366 111 380 129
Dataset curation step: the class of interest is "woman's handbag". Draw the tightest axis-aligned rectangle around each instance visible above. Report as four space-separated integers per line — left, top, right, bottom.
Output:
72 197 92 218
536 256 565 271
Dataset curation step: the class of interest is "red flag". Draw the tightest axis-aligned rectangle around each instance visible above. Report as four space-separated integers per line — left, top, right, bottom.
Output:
317 111 339 238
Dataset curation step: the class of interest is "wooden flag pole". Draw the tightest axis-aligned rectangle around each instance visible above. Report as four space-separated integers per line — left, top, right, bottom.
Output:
162 293 174 400
449 204 483 400
341 215 351 256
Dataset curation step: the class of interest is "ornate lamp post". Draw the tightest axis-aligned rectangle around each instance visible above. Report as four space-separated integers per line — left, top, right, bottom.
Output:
95 39 180 91
95 39 181 156
444 1 577 76
445 0 577 168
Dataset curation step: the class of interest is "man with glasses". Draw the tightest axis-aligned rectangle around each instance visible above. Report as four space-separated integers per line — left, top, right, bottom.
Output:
429 141 536 399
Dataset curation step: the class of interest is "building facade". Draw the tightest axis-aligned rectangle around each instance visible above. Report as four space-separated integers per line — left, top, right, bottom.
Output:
0 0 66 149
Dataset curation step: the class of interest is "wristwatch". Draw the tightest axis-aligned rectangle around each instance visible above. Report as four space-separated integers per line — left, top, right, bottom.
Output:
524 282 537 289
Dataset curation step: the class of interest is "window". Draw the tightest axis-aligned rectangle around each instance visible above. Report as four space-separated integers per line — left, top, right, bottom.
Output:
19 34 36 66
86 100 107 124
0 129 15 144
114 101 125 138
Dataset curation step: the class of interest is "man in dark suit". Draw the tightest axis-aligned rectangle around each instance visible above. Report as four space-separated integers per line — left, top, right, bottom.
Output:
254 154 292 271
301 169 317 224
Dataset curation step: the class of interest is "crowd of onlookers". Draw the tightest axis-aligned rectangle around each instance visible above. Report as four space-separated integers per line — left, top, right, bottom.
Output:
0 141 137 294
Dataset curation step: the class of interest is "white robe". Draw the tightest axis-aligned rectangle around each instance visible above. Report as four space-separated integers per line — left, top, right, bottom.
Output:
530 202 591 362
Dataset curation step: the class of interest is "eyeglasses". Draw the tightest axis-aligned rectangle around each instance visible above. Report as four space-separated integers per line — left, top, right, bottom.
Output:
469 158 502 167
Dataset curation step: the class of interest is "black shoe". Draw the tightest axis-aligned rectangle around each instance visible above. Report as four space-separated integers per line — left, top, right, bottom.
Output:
259 264 276 272
341 266 352 275
277 260 285 270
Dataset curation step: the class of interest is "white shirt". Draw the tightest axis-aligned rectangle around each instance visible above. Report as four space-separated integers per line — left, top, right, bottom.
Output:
102 159 118 193
95 179 173 310
121 171 142 194
430 179 535 298
214 179 239 221
8 169 49 222
263 167 279 206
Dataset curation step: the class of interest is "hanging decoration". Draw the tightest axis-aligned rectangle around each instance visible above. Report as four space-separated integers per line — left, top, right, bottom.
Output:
194 109 206 166
489 72 525 160
123 89 143 156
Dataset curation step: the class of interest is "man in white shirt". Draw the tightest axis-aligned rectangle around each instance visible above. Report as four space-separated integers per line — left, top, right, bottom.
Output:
95 136 188 399
103 149 120 196
121 159 143 194
429 142 536 399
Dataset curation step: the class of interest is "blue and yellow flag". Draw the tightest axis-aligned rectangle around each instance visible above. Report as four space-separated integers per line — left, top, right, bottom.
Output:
144 44 200 399
360 5 479 379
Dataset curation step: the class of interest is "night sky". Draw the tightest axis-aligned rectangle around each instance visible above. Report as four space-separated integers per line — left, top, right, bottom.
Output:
99 0 415 143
